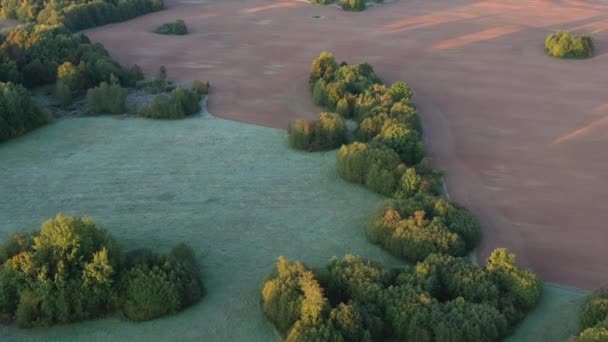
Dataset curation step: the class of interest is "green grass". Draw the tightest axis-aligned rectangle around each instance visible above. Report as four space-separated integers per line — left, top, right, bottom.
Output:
507 282 588 341
0 115 588 341
0 115 400 341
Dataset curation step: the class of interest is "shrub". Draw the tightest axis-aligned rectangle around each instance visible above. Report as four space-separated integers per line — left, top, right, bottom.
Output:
579 289 608 332
579 319 608 342
0 82 49 143
140 86 201 119
154 19 188 35
288 112 346 151
545 31 594 58
339 0 366 11
140 93 185 119
120 265 181 321
86 81 128 114
127 64 145 83
55 81 73 105
192 80 210 96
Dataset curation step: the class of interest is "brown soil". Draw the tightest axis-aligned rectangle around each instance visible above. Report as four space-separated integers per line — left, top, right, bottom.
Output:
87 0 608 289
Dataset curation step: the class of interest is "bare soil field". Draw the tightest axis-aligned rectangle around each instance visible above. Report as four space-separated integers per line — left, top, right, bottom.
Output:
87 0 608 289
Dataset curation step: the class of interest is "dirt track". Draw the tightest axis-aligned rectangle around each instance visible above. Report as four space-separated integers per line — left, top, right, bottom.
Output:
87 0 608 289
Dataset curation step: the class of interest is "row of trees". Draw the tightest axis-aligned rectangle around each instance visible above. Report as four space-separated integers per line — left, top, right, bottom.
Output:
1 0 164 31
0 214 204 327
273 51 544 340
261 252 542 341
311 0 383 12
0 24 140 89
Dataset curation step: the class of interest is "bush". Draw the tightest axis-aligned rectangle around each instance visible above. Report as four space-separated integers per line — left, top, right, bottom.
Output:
0 82 49 143
288 112 346 151
192 80 210 96
55 81 73 105
579 319 608 342
339 0 366 11
120 266 181 321
579 289 608 332
545 31 594 58
0 214 203 327
154 19 188 35
86 81 128 114
140 86 201 119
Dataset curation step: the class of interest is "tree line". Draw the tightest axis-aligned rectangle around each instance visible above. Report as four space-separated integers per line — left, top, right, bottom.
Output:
276 51 544 340
1 0 164 31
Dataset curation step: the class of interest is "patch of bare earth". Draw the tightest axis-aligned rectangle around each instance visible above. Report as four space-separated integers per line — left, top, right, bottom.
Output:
87 0 608 289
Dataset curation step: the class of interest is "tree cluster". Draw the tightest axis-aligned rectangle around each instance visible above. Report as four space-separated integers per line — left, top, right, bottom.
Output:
310 0 383 12
0 81 50 143
308 52 427 195
367 195 481 262
139 84 202 119
261 251 542 341
0 214 204 327
1 0 164 32
288 112 346 151
154 19 188 35
265 52 546 341
545 31 594 59
0 24 138 89
575 289 608 341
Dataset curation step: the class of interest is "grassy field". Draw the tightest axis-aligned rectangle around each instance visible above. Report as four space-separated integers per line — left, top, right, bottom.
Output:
0 115 401 341
507 283 588 342
0 115 588 341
